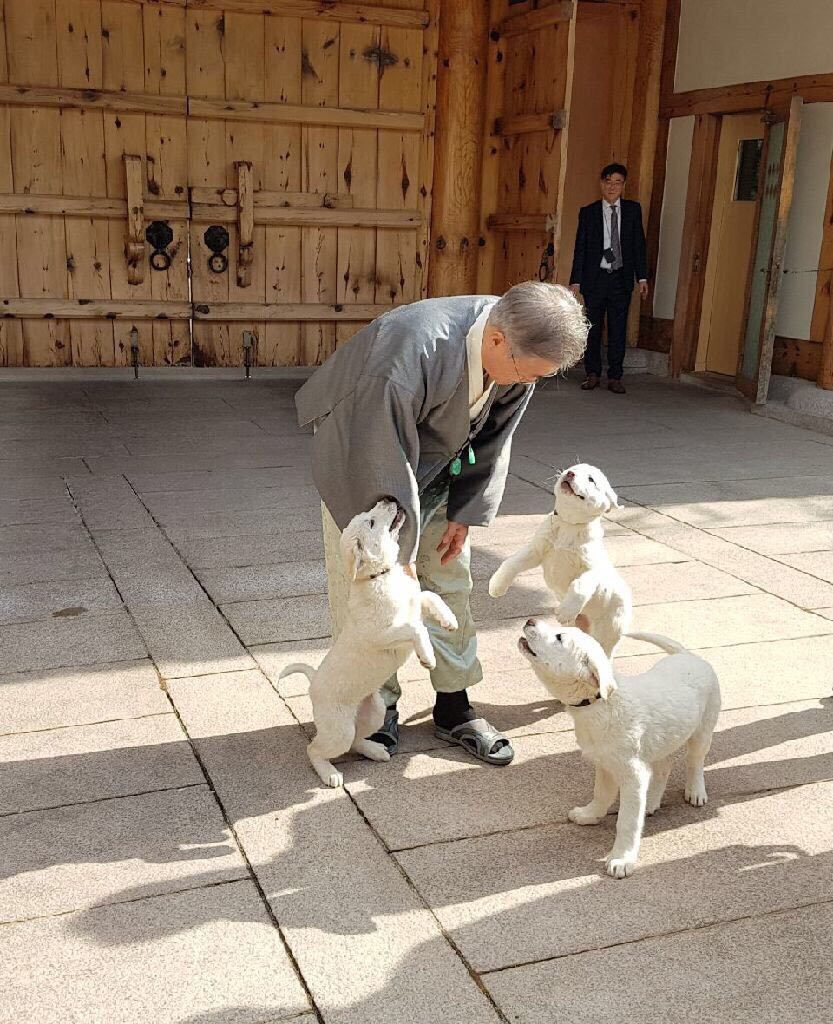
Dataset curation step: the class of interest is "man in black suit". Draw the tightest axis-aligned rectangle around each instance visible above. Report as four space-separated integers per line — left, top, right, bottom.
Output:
570 163 648 394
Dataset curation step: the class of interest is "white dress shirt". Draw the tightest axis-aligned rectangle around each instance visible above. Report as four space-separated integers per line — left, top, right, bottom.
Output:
600 199 646 282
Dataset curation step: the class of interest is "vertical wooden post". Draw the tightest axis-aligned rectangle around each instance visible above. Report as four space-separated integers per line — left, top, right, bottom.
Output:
819 304 833 390
626 0 668 344
427 0 489 296
123 155 145 287
235 160 254 288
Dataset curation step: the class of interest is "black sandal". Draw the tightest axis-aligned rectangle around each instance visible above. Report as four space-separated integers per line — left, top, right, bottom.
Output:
434 718 514 766
368 706 400 755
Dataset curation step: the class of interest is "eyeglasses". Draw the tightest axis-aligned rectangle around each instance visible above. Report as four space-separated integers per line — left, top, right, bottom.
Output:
508 343 560 384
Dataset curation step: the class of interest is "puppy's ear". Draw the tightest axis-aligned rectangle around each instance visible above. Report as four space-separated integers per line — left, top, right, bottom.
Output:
575 613 591 635
584 641 617 700
341 534 363 581
601 478 624 513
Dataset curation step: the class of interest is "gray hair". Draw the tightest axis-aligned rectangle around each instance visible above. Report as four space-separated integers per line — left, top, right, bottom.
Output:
486 281 589 370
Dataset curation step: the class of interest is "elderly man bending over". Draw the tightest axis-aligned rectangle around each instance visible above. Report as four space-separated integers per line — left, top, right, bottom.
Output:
295 282 588 765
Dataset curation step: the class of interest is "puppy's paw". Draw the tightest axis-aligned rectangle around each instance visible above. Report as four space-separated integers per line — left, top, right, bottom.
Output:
685 785 708 807
568 805 604 826
418 653 437 670
326 770 344 789
555 605 577 626
438 611 458 632
488 573 509 599
605 854 636 879
354 739 391 763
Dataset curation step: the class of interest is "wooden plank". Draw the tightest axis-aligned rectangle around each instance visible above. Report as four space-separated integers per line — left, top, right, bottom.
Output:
336 21 379 348
143 3 186 97
670 113 721 377
0 194 187 218
494 111 566 136
262 13 303 366
819 310 833 390
3 299 192 319
191 205 421 227
756 96 803 404
770 336 822 383
0 83 185 116
0 104 23 365
123 155 146 286
190 187 353 208
5 0 58 86
192 303 399 321
236 160 255 287
0 0 9 84
187 0 429 30
57 0 104 89
477 0 509 294
188 97 423 131
301 18 340 364
416 0 440 299
500 1 574 37
551 7 577 279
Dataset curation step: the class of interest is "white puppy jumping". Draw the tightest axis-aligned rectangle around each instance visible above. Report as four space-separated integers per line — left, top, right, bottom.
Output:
280 498 457 789
489 463 631 655
518 619 721 878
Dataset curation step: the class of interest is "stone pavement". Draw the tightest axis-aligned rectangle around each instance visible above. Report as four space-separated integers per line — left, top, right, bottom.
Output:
2 371 833 1024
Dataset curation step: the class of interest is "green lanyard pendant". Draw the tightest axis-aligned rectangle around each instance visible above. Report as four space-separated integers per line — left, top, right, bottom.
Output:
449 446 475 477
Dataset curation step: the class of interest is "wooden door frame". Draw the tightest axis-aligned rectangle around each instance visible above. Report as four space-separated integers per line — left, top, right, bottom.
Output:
669 112 721 376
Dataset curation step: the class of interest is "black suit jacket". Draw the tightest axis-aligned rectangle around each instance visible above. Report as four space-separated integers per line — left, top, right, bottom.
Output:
569 199 648 296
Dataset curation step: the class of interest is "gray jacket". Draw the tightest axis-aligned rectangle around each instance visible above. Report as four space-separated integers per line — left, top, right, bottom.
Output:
295 296 534 561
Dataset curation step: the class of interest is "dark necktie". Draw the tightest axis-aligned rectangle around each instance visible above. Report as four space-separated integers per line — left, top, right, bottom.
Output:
611 205 623 270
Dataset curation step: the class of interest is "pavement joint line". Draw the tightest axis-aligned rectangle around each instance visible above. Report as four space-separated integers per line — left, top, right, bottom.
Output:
387 777 833 857
0 875 252 930
0 781 208 820
0 653 155 681
477 892 833 978
0 709 176 740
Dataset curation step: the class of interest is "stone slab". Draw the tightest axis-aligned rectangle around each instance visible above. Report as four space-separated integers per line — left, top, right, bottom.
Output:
0 578 122 626
114 564 206 607
250 637 333 697
130 600 255 679
172 531 325 568
0 659 168 735
0 496 76 527
196 560 328 604
143 486 320 519
0 714 204 814
166 669 503 1024
708 521 833 555
0 609 147 674
128 466 313 494
483 901 833 1024
0 882 312 1024
0 786 247 921
397 780 833 973
0 546 109 587
777 550 833 584
221 594 331 646
90 527 185 571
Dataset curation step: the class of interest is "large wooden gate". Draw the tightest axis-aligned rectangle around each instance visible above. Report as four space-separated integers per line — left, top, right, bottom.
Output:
0 0 438 366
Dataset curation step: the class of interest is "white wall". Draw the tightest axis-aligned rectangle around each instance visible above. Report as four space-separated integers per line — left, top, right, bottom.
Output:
777 103 833 338
676 0 833 93
654 117 694 319
654 2 833 340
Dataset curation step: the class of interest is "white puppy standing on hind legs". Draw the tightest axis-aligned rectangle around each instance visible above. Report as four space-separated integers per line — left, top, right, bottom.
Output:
489 463 631 657
280 498 457 789
519 619 721 878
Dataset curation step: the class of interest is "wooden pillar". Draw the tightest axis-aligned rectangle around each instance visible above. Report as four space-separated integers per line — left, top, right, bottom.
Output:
427 0 489 296
819 304 833 390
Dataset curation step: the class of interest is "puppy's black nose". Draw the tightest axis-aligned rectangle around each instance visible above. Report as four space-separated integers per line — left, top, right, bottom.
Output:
525 618 537 628
555 634 562 643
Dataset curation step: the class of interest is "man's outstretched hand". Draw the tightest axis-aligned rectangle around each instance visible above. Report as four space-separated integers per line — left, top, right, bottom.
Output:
437 521 469 565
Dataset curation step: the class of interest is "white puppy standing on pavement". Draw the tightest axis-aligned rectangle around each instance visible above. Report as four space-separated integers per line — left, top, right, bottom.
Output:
518 618 721 878
280 498 457 789
489 463 631 656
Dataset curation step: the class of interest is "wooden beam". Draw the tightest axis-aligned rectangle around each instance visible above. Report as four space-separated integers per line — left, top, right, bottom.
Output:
500 1 575 37
123 156 145 287
810 145 833 343
235 162 254 289
417 0 441 298
0 195 187 220
186 0 429 29
3 300 191 320
190 205 421 228
476 0 508 294
191 303 398 321
427 0 489 296
188 98 423 132
494 111 567 136
670 113 721 377
817 311 833 390
189 189 354 209
772 336 823 382
551 7 578 281
662 73 833 119
0 84 184 116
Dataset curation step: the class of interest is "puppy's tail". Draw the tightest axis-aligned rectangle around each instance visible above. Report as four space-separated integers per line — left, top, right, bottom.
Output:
625 632 686 656
278 663 316 683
